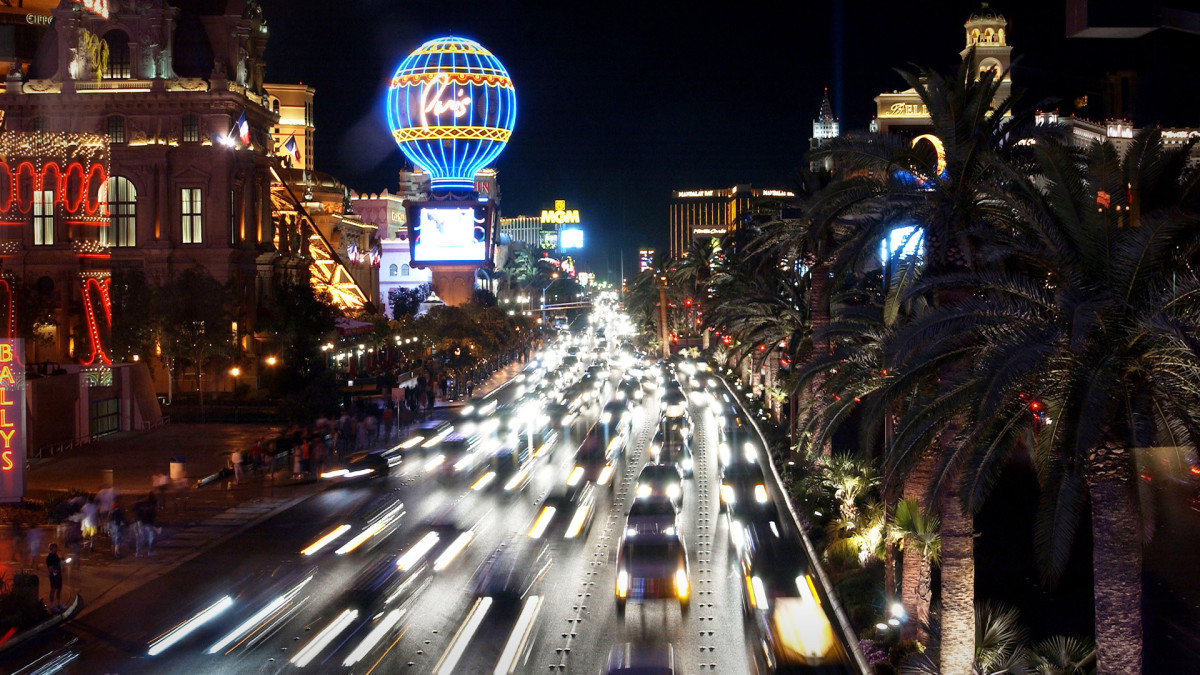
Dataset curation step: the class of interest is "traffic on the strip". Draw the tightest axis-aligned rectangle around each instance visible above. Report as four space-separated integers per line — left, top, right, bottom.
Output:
13 297 854 674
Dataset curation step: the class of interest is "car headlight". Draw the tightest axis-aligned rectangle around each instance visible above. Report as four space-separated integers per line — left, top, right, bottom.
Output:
600 412 612 424
626 527 637 537
617 570 629 598
754 484 769 503
675 568 689 599
636 484 652 499
667 484 681 500
721 484 736 504
682 458 693 472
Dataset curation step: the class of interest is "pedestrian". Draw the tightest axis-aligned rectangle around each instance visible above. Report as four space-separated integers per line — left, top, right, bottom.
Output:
46 543 63 612
135 494 157 557
109 501 126 558
381 405 394 441
231 448 244 484
80 498 98 552
96 485 116 529
25 526 44 569
153 472 170 510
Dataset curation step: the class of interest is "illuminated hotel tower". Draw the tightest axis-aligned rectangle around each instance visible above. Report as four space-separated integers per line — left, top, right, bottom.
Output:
809 89 840 172
960 3 1012 108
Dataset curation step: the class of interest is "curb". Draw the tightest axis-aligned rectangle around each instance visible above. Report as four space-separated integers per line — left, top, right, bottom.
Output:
0 592 81 655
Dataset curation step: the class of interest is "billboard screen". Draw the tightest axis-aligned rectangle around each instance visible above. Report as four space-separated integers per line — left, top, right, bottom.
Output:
561 228 584 249
0 339 25 503
408 202 494 266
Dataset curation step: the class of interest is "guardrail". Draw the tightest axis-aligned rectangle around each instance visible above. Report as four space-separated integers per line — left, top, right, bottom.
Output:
718 373 872 675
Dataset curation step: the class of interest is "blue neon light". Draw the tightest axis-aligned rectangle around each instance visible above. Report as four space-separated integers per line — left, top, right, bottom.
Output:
880 225 924 262
386 37 517 192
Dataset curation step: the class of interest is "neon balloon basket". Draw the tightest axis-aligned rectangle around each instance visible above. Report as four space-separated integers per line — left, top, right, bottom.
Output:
386 36 516 192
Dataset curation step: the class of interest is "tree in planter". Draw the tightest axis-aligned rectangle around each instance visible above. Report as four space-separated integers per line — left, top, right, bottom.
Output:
108 269 160 364
389 283 431 319
156 268 236 419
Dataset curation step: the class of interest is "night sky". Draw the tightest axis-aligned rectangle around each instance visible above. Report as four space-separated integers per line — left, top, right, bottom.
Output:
265 0 1198 278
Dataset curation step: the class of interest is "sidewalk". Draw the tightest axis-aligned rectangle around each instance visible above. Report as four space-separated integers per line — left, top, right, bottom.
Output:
3 423 330 625
434 360 525 409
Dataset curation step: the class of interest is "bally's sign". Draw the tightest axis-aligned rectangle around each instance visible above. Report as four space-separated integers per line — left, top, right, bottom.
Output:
540 200 580 225
0 339 25 503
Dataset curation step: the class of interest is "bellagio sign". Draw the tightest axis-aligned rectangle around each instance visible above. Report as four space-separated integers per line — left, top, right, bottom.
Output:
0 339 25 503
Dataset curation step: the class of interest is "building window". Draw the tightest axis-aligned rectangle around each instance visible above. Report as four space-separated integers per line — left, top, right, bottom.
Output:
33 190 53 245
33 117 48 133
401 264 410 276
182 115 199 143
103 31 130 80
107 116 125 144
106 177 136 247
181 188 203 244
389 264 398 277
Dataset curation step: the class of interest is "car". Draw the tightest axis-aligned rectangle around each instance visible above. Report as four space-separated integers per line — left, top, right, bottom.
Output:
625 495 678 536
650 427 694 479
472 538 550 604
634 463 684 507
603 642 678 675
588 360 610 379
660 410 693 441
660 389 688 418
543 402 575 429
405 418 454 454
719 461 773 517
567 425 618 490
738 525 847 672
529 483 598 541
615 375 643 402
598 402 633 456
322 450 390 481
427 434 484 478
615 532 690 615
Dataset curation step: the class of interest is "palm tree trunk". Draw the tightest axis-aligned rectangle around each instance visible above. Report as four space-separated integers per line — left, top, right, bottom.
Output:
901 452 935 643
1087 450 1143 675
807 262 832 455
938 468 976 675
883 485 897 606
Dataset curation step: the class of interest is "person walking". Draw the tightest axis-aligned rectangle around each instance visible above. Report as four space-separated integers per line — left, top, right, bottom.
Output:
46 543 63 612
135 494 157 557
80 498 98 552
108 501 127 558
231 449 244 485
381 405 394 442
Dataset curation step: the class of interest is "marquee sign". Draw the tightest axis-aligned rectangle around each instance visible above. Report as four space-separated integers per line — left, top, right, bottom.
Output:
0 339 25 503
386 37 517 192
540 199 580 224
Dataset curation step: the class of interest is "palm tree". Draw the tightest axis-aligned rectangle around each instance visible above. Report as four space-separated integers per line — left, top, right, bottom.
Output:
890 498 940 643
805 54 1042 672
1025 636 1096 675
893 130 1200 674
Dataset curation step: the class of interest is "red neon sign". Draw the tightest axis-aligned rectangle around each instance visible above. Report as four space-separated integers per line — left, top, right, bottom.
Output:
0 339 25 503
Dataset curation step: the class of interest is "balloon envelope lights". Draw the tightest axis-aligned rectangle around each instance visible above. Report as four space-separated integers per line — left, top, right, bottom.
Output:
386 37 516 192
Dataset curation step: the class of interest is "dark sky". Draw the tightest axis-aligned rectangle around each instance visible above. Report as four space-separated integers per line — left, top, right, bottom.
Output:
264 0 1198 278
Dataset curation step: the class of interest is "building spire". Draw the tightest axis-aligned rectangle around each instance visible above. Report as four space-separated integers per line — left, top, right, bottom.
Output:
819 87 835 122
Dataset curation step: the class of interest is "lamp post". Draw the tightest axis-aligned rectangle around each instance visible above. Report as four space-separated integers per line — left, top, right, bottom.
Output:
540 273 560 327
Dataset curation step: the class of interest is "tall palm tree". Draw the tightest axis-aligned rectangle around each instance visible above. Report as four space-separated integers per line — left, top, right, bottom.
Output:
892 131 1200 674
805 53 1041 673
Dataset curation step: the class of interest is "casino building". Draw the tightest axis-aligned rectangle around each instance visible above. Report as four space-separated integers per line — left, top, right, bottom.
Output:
668 186 795 259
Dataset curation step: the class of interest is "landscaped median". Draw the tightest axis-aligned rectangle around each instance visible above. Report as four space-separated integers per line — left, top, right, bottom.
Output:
0 588 80 654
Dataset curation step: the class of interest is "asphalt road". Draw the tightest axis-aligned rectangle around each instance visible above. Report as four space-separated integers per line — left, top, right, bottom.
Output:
4 357 855 674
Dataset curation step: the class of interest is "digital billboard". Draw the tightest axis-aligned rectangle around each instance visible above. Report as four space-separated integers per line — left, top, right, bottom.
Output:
539 229 559 251
407 202 495 266
560 228 584 250
0 339 25 503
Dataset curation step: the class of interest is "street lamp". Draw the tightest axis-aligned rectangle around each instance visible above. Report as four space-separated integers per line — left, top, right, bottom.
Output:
541 273 560 326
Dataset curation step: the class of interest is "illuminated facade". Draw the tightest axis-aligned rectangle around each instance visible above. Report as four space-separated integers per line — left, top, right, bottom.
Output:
668 186 795 259
350 188 433 318
873 3 1012 137
0 0 58 79
499 214 543 249
0 0 280 369
639 248 655 272
809 89 840 172
386 37 516 192
266 83 314 171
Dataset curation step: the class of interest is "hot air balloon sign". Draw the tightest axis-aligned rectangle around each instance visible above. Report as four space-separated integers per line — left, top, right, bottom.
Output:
386 37 516 192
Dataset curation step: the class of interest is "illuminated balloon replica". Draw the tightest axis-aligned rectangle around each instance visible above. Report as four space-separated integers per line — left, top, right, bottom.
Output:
386 36 516 192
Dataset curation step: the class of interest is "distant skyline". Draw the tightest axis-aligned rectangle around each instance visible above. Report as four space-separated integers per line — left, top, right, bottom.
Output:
266 0 1198 277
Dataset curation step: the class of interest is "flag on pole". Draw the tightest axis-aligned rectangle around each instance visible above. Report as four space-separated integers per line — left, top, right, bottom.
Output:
236 111 250 145
283 135 301 164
